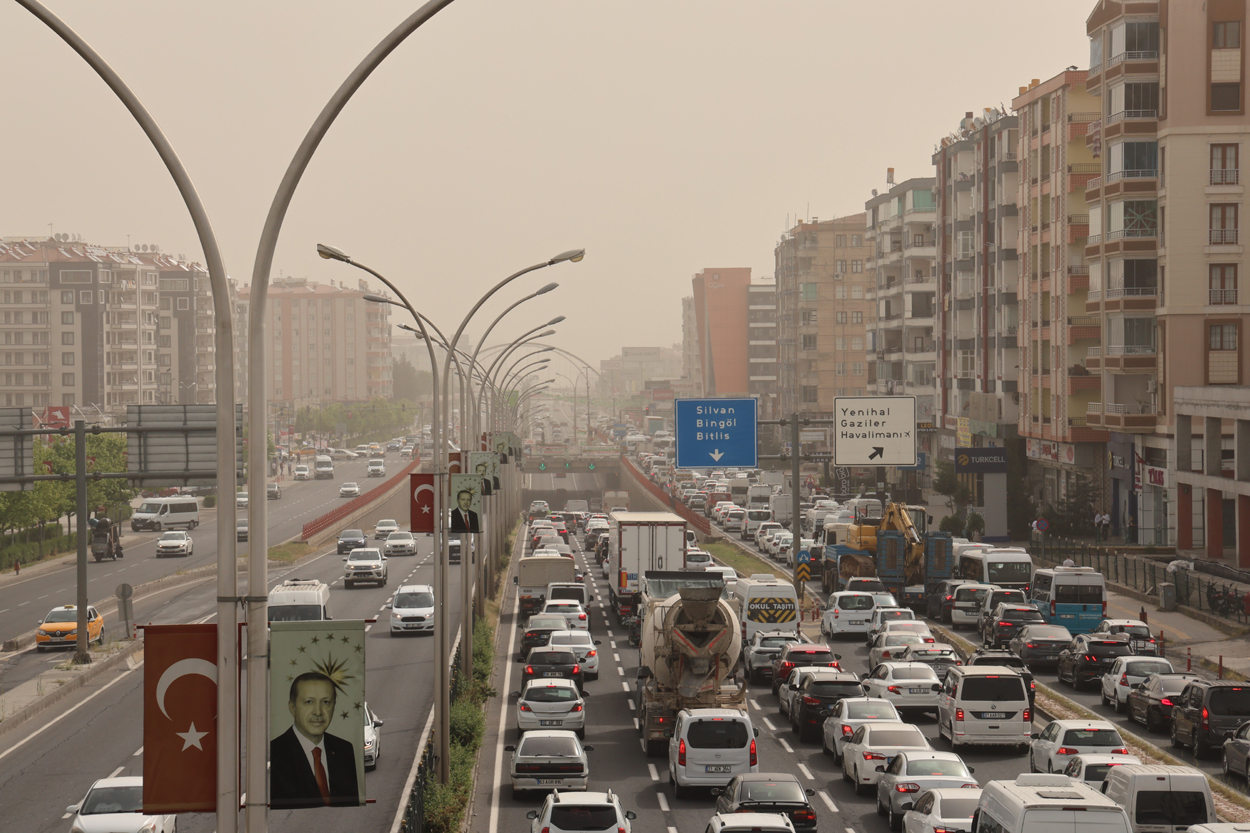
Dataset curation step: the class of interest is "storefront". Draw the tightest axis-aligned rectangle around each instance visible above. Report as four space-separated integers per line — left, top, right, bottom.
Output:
1027 438 1104 509
1107 436 1136 539
1139 462 1169 546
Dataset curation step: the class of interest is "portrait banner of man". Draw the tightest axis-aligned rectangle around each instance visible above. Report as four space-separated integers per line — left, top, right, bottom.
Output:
469 451 499 495
492 434 509 465
448 474 482 533
269 621 366 810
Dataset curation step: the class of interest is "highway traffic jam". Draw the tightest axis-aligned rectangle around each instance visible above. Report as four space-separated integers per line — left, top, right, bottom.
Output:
495 455 1248 833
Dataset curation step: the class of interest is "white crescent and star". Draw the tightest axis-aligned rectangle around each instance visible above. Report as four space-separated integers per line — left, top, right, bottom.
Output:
156 658 218 753
414 484 434 514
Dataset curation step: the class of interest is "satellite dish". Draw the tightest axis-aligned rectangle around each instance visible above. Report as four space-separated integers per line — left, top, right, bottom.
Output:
56 233 67 242
151 244 159 253
871 189 878 197
141 244 149 252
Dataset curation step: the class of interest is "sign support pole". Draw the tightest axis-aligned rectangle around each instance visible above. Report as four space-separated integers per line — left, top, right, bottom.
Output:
74 419 90 665
790 414 803 602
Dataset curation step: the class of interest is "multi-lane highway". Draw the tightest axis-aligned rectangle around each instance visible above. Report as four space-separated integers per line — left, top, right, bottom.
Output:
0 458 470 833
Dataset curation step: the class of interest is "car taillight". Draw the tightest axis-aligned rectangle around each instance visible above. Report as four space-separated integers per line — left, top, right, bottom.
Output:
863 751 886 760
1056 747 1077 755
525 632 537 640
1103 600 1107 616
1161 698 1174 706
895 783 921 793
955 708 964 722
749 738 757 766
1120 673 1129 686
945 595 953 601
678 738 686 766
882 651 892 659
923 637 936 643
795 809 816 823
1051 600 1056 617
999 621 1011 627
571 703 583 712
1084 655 1097 662
1023 709 1031 722
578 613 587 620
803 696 820 705
572 665 581 674
587 650 596 657
841 724 854 736
887 685 901 694
1026 643 1036 648
1111 747 1128 754
1202 707 1209 727
519 703 532 712
525 666 533 674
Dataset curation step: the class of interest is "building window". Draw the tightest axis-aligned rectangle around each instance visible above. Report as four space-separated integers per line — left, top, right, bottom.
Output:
834 286 846 300
836 337 846 350
61 352 74 366
801 385 819 404
61 373 74 386
801 334 817 351
800 310 817 326
61 332 74 345
1209 323 1239 384
1211 144 1239 185
1211 323 1237 350
835 235 847 247
79 290 92 304
1210 265 1238 305
159 335 171 348
802 283 818 301
852 362 864 376
60 311 74 325
836 260 846 274
852 234 863 246
852 311 864 324
159 317 170 329
62 394 74 406
851 286 864 299
60 291 73 304
836 311 847 324
177 298 190 310
836 363 846 376
160 297 171 310
1210 203 1239 244
852 260 864 273
852 336 864 350
1214 21 1241 48
1212 84 1242 112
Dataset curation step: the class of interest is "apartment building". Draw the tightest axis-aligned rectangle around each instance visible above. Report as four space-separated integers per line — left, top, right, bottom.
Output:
690 267 753 396
1014 70 1110 508
775 214 874 419
598 346 683 399
1080 0 1248 548
236 276 393 410
747 278 778 417
0 238 229 415
679 295 703 397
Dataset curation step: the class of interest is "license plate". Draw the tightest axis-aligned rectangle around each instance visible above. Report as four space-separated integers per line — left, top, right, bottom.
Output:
543 672 561 677
540 720 562 726
538 779 564 785
885 756 897 766
705 765 731 773
909 688 927 694
982 712 1006 719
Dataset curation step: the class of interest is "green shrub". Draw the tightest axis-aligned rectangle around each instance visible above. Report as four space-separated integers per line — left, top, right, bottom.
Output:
449 699 485 749
422 743 477 833
939 515 964 534
203 495 217 508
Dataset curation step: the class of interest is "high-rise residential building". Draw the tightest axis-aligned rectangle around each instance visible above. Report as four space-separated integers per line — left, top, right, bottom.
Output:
746 278 778 417
1080 0 1249 547
0 238 228 415
679 295 703 397
690 267 753 396
597 346 683 399
236 276 393 410
1014 70 1109 508
775 214 874 419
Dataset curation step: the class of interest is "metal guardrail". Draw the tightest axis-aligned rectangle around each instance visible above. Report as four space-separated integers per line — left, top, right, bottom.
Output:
300 456 421 541
620 455 711 535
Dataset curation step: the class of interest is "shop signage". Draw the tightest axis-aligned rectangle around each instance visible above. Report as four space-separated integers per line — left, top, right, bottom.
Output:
1144 465 1168 489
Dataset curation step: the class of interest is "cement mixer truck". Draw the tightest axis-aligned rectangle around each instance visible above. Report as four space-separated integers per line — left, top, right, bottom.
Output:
635 585 746 756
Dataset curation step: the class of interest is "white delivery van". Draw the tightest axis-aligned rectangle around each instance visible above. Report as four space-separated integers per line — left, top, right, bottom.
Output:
1101 765 1215 833
956 546 1034 592
740 508 772 542
268 578 332 622
314 455 334 479
938 665 1032 749
130 497 200 531
732 574 799 641
969 774 1132 833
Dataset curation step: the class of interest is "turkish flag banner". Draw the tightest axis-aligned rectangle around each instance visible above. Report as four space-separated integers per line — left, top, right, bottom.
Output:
143 624 218 813
448 452 462 475
410 473 435 534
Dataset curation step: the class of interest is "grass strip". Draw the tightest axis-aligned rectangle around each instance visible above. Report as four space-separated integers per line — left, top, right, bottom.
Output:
267 542 312 563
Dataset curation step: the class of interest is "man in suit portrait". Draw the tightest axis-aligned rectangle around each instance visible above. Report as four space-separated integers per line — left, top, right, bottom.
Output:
475 461 493 496
270 672 361 808
495 440 509 464
449 488 479 533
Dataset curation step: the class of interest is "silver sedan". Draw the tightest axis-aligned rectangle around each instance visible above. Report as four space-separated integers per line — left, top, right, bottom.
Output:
876 751 978 832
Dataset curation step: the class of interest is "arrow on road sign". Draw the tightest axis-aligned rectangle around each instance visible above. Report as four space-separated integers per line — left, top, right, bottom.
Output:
709 449 724 462
868 447 884 460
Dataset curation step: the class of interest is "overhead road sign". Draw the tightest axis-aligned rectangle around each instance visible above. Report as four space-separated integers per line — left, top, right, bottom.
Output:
833 396 916 467
674 398 758 469
0 408 33 492
126 404 244 487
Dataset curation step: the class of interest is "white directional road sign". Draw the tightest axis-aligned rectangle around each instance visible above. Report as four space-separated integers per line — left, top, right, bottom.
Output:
833 396 917 467
674 398 757 469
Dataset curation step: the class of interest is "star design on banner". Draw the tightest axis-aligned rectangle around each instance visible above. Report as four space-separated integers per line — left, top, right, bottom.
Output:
354 644 363 654
354 701 362 712
310 636 320 644
177 722 209 751
340 710 349 720
340 635 350 644
421 504 431 514
289 658 297 667
297 645 306 653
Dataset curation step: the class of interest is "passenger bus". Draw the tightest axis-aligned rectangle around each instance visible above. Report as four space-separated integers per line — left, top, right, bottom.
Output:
955 546 1034 592
1028 565 1106 633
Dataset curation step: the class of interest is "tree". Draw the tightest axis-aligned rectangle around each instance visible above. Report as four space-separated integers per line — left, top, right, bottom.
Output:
932 461 971 519
1045 475 1101 538
393 354 429 402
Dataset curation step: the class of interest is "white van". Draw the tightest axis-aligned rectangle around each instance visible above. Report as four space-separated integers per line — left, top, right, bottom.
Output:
667 708 758 796
314 455 334 479
1101 765 1215 833
937 665 1032 749
956 546 1034 592
268 578 332 622
1030 565 1107 634
732 574 799 641
130 497 200 532
739 508 772 542
969 774 1132 833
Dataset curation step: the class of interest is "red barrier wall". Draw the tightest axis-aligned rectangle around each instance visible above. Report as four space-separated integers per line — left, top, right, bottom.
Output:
301 457 421 541
619 455 712 536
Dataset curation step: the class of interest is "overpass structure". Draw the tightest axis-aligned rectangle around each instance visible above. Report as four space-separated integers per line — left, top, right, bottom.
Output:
522 445 622 511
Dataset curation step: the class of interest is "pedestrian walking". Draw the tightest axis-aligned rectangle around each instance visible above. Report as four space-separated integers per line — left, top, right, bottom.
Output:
1100 512 1111 542
1093 509 1103 542
13 560 19 576
1126 513 1137 546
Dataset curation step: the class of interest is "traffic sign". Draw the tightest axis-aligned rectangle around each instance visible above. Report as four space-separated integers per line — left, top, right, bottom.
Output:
795 562 811 583
1036 518 1049 532
674 398 757 469
797 549 811 565
833 396 917 467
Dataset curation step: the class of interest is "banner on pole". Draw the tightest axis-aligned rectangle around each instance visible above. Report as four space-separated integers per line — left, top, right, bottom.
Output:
469 451 499 494
143 624 218 813
410 473 435 534
448 473 482 533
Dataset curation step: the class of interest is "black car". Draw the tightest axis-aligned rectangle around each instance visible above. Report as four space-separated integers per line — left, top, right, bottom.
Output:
1007 624 1073 667
982 604 1045 648
926 578 970 623
519 646 585 690
965 648 1035 706
520 615 569 658
1170 679 1250 757
1056 634 1134 689
788 671 863 741
1126 672 1200 732
337 528 367 554
712 773 818 830
771 644 841 695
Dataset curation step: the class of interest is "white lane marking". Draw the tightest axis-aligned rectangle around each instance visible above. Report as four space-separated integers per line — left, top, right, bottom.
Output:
133 746 143 757
610 641 617 650
847 827 857 833
634 717 641 731
750 699 761 710
656 791 670 812
621 682 630 692
108 765 125 778
364 624 372 633
613 653 620 662
778 738 794 753
617 667 624 676
606 630 614 638
797 762 814 780
628 699 636 711
0 658 141 762
762 718 776 731
487 587 521 833
818 791 838 812
668 828 679 833
647 763 659 781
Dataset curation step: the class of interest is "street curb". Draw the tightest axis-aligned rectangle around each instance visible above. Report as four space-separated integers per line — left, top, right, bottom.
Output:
1098 577 1249 638
0 638 144 739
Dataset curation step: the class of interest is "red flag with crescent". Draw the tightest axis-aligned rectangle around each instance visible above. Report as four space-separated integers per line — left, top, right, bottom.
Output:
410 473 435 534
448 452 462 475
143 624 218 812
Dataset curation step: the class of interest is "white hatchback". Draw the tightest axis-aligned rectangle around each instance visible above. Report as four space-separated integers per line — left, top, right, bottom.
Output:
1029 720 1128 774
387 585 434 635
860 662 943 717
1099 656 1174 712
821 696 901 764
540 599 589 631
841 721 931 794
548 630 601 679
821 592 877 637
515 678 586 738
505 730 592 798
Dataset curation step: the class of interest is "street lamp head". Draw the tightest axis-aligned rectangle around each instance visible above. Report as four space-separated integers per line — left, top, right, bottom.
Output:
398 323 424 339
546 315 566 326
363 294 390 304
538 329 556 338
316 243 351 263
536 282 559 296
549 249 586 265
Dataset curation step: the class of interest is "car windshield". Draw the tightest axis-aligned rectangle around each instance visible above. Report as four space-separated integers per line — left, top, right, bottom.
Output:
989 591 1026 606
1001 609 1043 622
1209 687 1250 715
517 737 580 757
741 780 807 802
955 586 991 602
82 784 143 814
810 681 864 697
44 609 78 623
159 533 185 541
879 610 914 622
548 806 619 830
686 719 748 749
395 592 434 608
977 655 1024 668
1090 640 1134 657
523 685 579 703
961 677 1027 700
838 595 875 611
789 649 834 663
341 530 364 538
1061 728 1123 746
388 532 413 541
348 550 381 561
987 561 1031 584
885 635 923 646
138 502 164 514
759 636 796 649
938 797 979 819
1056 584 1104 604
887 623 930 634
907 759 968 776
551 633 593 648
644 575 728 600
1124 660 1171 676
532 651 577 665
866 728 927 747
1135 792 1209 826
1083 764 1120 783
892 667 939 680
845 702 899 719
528 617 567 630
268 605 321 622
910 649 957 660
1028 626 1072 640
1114 624 1151 637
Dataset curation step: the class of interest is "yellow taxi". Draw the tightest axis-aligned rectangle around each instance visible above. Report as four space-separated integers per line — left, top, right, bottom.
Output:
36 604 104 651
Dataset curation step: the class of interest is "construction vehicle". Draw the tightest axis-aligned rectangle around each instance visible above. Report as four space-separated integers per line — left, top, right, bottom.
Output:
636 585 745 756
823 503 952 607
90 518 123 562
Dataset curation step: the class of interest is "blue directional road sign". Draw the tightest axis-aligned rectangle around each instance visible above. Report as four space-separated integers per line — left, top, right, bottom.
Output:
797 549 811 565
674 398 758 469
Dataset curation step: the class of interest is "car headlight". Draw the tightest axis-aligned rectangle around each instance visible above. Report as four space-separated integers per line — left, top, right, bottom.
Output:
37 629 50 636
68 629 77 635
364 738 374 749
139 821 158 833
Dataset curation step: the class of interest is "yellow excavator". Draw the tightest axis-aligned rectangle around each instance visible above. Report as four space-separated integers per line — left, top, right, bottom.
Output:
845 502 928 592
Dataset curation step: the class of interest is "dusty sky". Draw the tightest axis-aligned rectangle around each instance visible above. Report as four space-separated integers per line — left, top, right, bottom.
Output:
0 0 1092 378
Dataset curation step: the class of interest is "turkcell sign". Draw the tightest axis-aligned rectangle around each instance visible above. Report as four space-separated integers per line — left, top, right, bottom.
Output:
674 398 757 469
833 396 917 467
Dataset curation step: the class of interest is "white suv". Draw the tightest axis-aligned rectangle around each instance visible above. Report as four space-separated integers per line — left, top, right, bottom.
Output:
343 547 388 588
668 708 759 798
525 790 636 833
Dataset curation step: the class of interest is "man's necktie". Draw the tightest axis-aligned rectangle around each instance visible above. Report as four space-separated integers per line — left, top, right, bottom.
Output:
313 747 330 805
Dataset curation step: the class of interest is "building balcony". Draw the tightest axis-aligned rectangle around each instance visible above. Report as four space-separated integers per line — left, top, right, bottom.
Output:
1067 373 1101 394
1067 316 1101 343
1211 169 1240 186
877 281 903 296
1068 270 1090 292
1105 227 1157 242
1210 288 1239 305
1086 346 1102 370
904 275 936 289
1210 228 1240 245
1086 401 1156 432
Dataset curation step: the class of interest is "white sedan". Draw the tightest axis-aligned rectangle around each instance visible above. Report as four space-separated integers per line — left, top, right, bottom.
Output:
822 697 901 764
374 519 400 539
156 531 193 557
841 721 931 795
67 776 175 833
514 678 587 738
1029 720 1127 774
549 630 602 680
876 750 978 831
868 633 925 668
1099 656 1174 713
339 482 360 497
902 787 983 833
860 663 943 718
363 702 384 769
1061 752 1141 787
505 730 592 798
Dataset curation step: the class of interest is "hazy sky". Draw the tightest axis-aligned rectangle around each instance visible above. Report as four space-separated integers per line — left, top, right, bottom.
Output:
0 1 1092 378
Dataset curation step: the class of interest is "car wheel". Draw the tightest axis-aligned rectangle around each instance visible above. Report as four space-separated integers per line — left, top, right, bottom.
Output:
1046 759 1054 774
1145 708 1160 732
154 522 162 532
576 727 585 740
1115 693 1126 714
1029 751 1036 773
890 803 903 832
842 760 852 783
1224 751 1232 777
1195 735 1211 758
822 735 831 756
854 766 870 796
1170 721 1183 748
834 745 843 766
1100 689 1110 707
877 792 887 816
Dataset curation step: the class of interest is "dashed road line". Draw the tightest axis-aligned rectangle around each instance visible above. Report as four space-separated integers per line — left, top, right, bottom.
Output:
762 718 777 731
634 717 641 731
628 699 636 711
617 667 624 676
777 737 794 753
133 746 143 757
108 765 125 778
797 762 814 780
656 791 670 812
610 641 617 649
621 682 630 692
613 653 620 662
647 763 659 781
750 699 761 710
818 791 838 812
